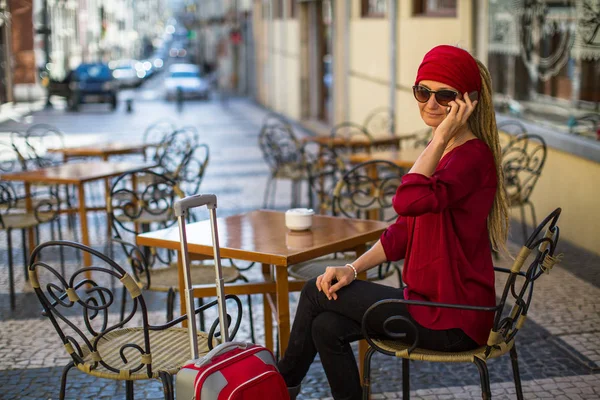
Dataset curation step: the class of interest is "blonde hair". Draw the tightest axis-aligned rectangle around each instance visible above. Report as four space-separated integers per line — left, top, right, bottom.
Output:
467 59 509 253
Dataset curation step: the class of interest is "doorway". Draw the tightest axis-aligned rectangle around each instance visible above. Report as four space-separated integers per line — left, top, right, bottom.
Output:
306 0 333 125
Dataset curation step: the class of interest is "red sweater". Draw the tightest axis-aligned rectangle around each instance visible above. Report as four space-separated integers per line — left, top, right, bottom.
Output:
380 139 497 345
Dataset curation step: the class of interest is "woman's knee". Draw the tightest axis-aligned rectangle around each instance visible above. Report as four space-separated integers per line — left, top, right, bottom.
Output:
300 277 320 300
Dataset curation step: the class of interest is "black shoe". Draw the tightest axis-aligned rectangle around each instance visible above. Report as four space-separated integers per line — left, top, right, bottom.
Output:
287 384 301 400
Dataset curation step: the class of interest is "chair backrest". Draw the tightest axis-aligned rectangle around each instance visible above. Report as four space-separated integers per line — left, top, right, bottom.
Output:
154 126 199 173
28 240 156 377
143 119 177 145
0 141 24 173
332 159 404 222
330 122 373 141
501 133 547 204
305 144 347 214
258 123 305 173
262 112 293 131
176 143 210 195
0 180 60 225
484 208 562 358
108 170 185 240
363 107 394 136
498 120 527 151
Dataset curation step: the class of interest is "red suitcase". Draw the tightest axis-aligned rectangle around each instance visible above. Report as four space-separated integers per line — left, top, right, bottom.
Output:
173 194 289 400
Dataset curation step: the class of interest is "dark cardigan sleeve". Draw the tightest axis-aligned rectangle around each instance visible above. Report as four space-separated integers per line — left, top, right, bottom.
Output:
392 148 490 217
380 215 409 262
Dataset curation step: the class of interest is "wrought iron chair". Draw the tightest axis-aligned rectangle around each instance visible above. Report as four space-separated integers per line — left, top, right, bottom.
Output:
258 122 309 208
28 240 243 400
304 143 347 214
0 181 62 309
502 133 547 241
172 143 210 197
289 160 405 286
498 120 528 151
361 208 563 400
10 123 66 166
262 111 293 130
108 170 255 341
363 107 394 136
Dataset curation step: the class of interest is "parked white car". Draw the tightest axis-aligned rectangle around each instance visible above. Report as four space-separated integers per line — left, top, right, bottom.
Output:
109 60 145 88
164 63 210 101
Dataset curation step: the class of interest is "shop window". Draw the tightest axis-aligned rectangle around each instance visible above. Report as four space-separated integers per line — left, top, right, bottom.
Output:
413 0 457 17
361 0 387 18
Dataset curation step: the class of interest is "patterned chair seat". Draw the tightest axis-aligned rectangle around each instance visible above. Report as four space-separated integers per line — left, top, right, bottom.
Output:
78 327 213 380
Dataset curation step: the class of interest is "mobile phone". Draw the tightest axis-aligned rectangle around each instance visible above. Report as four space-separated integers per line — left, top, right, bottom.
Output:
468 91 479 102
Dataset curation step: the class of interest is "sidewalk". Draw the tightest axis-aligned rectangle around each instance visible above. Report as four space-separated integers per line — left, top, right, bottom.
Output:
0 98 598 399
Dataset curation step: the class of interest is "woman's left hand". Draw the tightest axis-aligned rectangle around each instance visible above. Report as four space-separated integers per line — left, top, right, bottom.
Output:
436 92 478 144
316 266 355 300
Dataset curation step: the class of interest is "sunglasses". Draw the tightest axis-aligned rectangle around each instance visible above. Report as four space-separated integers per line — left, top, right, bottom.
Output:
412 85 459 106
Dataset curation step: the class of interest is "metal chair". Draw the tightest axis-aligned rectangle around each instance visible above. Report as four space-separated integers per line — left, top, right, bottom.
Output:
10 123 66 167
361 208 563 400
502 133 547 241
108 170 255 341
0 181 62 309
363 107 394 136
28 240 243 400
498 120 528 151
258 123 308 208
289 160 405 286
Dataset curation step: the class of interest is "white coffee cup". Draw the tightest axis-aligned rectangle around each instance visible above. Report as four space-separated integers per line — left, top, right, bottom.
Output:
285 208 315 231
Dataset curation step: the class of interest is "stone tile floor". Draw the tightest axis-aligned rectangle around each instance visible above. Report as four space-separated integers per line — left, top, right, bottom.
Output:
0 98 599 399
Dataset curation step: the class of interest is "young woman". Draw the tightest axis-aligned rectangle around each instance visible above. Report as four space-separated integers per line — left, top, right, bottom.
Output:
277 45 510 400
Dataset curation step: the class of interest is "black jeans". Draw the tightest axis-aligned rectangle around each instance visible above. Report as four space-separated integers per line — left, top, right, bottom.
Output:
277 278 479 400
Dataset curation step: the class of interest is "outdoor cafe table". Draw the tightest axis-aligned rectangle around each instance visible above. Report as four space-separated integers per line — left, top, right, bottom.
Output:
1 161 155 266
348 148 423 168
136 209 389 357
302 135 406 152
47 141 154 162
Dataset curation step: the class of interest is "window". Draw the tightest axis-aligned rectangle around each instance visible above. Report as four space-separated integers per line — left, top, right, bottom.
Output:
413 0 457 17
361 0 387 18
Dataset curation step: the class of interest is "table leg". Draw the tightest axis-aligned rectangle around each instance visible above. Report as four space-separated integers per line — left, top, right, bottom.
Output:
104 174 112 253
262 263 273 352
24 183 35 257
354 244 368 383
76 183 92 268
275 264 290 357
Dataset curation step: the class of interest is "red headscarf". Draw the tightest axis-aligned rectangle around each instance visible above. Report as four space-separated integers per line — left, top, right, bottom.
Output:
415 45 481 95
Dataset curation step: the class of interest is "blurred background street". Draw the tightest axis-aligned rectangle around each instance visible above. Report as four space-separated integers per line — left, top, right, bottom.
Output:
0 0 599 399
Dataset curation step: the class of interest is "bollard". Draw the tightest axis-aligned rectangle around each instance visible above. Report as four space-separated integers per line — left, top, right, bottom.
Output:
126 98 133 113
176 87 184 112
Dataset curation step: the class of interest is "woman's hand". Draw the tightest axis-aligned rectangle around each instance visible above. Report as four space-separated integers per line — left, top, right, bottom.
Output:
435 92 478 144
315 265 355 300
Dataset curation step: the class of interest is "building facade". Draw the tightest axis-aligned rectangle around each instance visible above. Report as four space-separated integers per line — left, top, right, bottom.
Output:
251 0 600 256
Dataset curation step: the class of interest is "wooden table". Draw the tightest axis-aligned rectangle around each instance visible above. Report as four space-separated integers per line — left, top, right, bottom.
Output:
302 135 403 151
1 161 155 266
48 142 154 162
136 209 389 356
349 148 423 168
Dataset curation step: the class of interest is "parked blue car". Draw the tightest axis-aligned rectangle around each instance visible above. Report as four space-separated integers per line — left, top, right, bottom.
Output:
50 63 118 111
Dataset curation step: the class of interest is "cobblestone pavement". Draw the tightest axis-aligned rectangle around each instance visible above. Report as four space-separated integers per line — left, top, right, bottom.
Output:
0 95 599 399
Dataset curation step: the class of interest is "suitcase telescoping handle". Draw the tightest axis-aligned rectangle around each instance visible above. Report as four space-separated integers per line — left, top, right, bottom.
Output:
174 194 229 360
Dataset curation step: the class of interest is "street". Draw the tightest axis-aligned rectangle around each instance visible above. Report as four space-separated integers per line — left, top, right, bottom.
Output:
0 84 599 399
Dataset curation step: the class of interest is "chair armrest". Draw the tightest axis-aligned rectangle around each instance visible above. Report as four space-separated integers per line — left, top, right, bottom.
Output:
369 298 499 313
361 298 498 355
149 295 243 348
494 266 527 277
